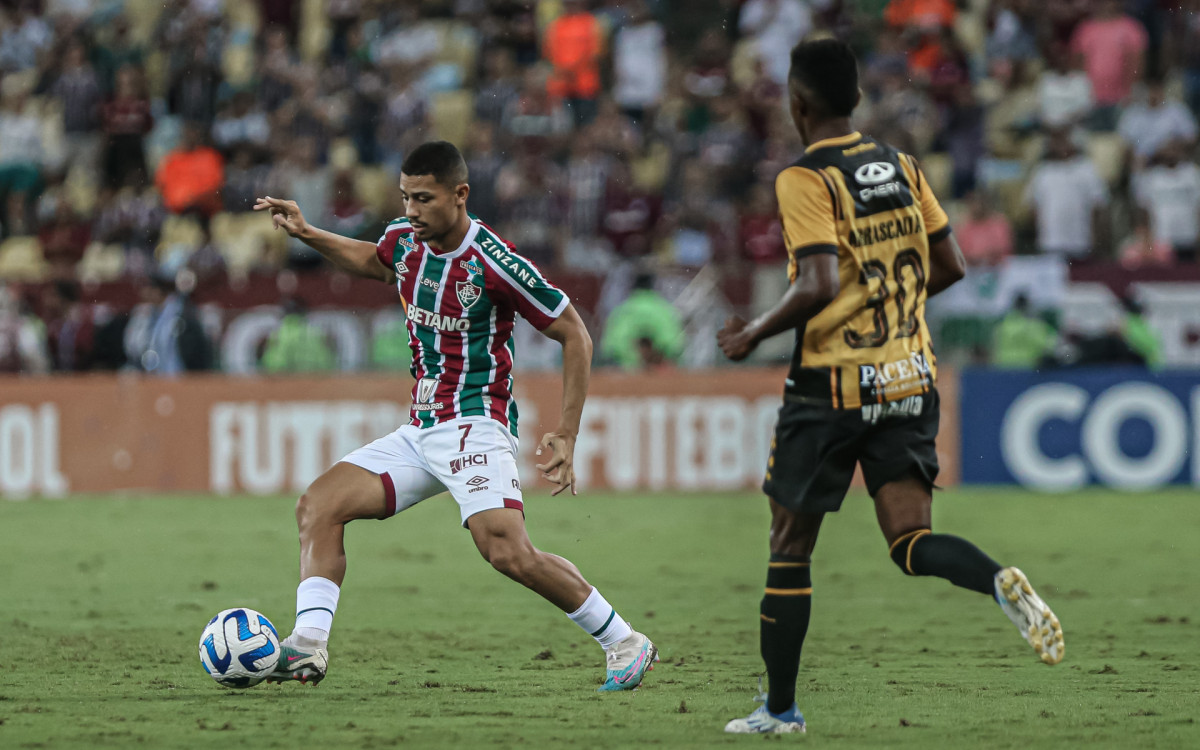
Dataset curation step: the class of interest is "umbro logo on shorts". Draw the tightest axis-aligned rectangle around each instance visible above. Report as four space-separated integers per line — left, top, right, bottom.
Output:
467 476 489 493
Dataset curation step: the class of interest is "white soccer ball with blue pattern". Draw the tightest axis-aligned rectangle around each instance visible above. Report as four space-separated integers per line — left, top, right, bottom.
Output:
198 608 280 688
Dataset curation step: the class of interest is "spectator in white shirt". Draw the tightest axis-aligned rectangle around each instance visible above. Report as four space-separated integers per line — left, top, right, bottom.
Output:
611 0 666 121
1037 42 1094 130
1117 76 1198 168
212 92 271 152
739 0 813 86
1023 129 1109 258
1133 140 1200 261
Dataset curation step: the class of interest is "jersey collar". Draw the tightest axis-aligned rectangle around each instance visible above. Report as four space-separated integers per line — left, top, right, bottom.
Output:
805 131 863 153
426 219 480 259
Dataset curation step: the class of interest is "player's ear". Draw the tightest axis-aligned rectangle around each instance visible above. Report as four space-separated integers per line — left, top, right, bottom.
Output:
854 87 863 110
456 183 470 206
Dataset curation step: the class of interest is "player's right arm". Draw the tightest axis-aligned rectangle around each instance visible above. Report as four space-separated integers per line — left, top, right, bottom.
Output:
253 196 394 283
718 166 841 361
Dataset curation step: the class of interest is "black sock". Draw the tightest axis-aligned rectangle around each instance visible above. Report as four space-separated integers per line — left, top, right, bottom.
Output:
891 530 1002 595
760 553 812 715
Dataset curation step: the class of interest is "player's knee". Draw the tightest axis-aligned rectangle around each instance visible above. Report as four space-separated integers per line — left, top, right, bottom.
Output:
295 491 317 530
888 528 931 575
487 544 539 586
295 486 343 532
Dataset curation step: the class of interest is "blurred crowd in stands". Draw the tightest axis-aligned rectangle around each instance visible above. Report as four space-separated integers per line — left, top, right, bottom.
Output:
0 0 1193 374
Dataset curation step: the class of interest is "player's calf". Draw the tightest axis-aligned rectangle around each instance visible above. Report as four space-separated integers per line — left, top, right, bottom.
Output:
888 528 1001 594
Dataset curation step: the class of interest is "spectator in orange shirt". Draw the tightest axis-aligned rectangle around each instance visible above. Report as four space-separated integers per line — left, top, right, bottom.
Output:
884 0 957 30
544 0 604 126
155 122 224 217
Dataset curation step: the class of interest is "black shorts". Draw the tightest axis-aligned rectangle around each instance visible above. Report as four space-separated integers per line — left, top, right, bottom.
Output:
762 389 941 514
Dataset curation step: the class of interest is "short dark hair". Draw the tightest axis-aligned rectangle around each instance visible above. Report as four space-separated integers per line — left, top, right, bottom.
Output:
789 38 859 118
401 141 469 187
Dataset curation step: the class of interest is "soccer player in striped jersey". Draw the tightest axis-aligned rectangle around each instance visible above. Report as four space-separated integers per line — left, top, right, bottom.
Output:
252 141 656 691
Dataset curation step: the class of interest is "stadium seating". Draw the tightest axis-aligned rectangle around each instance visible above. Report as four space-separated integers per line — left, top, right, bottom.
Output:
0 237 48 281
76 242 126 283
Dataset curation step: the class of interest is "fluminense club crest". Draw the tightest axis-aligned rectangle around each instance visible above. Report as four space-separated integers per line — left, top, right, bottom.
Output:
456 281 482 309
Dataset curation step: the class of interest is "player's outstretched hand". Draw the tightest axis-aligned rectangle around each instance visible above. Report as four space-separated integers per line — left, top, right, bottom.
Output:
253 196 308 238
535 432 577 497
718 315 757 361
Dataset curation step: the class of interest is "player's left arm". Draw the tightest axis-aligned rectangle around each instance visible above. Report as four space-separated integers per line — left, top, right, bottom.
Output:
536 304 592 497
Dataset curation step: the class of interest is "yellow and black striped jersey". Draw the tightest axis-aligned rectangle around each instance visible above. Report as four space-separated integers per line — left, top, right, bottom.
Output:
776 131 951 410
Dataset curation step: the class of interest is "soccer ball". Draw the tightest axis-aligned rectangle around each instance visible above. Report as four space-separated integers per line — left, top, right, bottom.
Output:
198 608 281 688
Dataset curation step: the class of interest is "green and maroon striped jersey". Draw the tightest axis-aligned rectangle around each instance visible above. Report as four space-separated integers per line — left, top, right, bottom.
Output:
374 216 568 436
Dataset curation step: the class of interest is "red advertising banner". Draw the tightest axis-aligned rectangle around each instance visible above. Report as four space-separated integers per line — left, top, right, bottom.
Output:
0 369 959 496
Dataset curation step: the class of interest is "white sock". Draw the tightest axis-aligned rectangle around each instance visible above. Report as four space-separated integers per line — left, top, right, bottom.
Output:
293 576 340 646
567 587 633 650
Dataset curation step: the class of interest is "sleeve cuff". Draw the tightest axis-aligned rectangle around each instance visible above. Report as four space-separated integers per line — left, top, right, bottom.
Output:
927 225 952 244
791 243 839 260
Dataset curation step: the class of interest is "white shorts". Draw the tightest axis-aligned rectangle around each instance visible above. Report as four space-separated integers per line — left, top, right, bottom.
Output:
340 416 524 526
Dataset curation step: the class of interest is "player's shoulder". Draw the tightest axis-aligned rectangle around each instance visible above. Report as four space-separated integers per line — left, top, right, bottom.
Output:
470 218 559 294
472 219 546 278
791 134 909 173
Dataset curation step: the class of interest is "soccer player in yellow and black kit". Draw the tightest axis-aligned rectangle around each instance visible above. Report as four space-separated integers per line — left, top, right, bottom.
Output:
718 39 1064 734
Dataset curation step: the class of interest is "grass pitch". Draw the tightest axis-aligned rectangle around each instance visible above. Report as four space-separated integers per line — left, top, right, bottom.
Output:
2 489 1199 749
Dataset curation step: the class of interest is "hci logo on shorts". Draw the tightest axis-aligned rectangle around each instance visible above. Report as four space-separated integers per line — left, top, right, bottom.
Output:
450 454 488 475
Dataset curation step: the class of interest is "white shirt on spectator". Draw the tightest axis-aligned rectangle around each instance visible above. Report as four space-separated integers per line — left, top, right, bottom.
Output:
1023 156 1109 257
1037 71 1094 128
1134 162 1200 249
46 0 93 19
1117 101 1198 159
213 112 271 149
0 110 44 166
0 16 52 72
739 0 813 86
375 22 440 66
613 21 666 110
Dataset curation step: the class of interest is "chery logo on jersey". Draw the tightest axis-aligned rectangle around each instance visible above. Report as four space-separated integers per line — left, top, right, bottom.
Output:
408 305 472 332
854 162 896 185
854 161 903 202
450 453 488 474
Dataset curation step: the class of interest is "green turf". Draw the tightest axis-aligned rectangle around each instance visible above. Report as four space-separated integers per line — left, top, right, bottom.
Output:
2 489 1199 749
